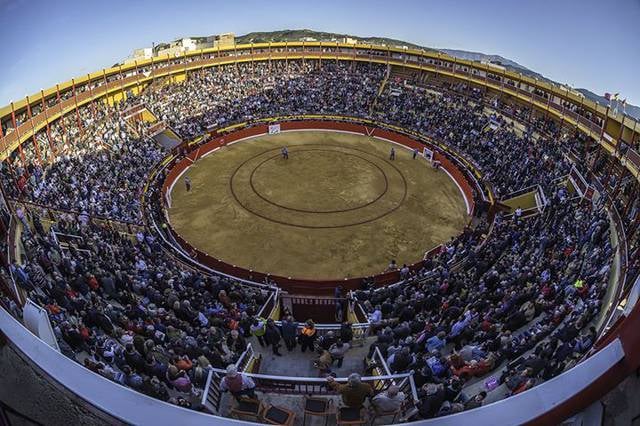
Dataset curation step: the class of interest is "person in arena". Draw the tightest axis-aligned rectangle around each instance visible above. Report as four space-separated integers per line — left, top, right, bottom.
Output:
281 146 289 159
185 176 192 192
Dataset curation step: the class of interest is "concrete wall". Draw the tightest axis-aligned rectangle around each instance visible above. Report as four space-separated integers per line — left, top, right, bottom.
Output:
0 340 115 426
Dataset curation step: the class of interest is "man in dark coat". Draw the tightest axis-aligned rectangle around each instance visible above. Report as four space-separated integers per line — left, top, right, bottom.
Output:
280 316 298 351
264 319 282 356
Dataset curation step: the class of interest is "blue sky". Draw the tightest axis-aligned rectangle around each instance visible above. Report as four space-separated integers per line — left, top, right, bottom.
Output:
0 0 638 106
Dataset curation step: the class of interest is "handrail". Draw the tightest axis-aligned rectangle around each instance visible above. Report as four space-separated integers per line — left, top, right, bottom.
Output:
255 292 275 319
208 367 413 383
234 343 255 372
374 346 393 377
597 200 629 337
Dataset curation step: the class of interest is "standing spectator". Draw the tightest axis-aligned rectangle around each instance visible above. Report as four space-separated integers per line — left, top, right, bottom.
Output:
340 321 354 344
318 331 337 350
315 349 333 376
280 316 298 352
327 373 374 408
250 317 267 347
299 319 317 353
265 318 282 356
329 339 350 368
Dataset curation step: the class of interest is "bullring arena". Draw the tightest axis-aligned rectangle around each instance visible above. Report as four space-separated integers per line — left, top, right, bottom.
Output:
0 30 639 426
168 126 469 280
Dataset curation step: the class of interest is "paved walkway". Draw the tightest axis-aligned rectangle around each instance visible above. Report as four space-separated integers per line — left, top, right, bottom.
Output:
249 335 374 377
218 336 386 425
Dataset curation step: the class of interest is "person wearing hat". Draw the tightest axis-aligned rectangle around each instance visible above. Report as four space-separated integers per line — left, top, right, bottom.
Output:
299 319 317 353
327 373 373 408
220 364 256 401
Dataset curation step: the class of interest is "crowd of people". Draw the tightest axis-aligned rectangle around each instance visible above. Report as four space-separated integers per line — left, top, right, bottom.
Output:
1 102 162 223
371 80 576 198
356 193 611 418
0 58 620 419
3 60 587 225
141 61 384 139
12 206 272 410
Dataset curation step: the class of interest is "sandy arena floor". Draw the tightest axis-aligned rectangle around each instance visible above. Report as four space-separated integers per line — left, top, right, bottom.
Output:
168 131 468 279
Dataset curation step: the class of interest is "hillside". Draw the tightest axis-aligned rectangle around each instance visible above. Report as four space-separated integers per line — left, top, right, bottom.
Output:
235 29 435 51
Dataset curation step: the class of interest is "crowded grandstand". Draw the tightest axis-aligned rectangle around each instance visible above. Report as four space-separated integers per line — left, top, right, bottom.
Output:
0 34 639 426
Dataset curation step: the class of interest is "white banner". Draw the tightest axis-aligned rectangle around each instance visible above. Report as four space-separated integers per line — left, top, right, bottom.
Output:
268 124 281 134
423 147 434 162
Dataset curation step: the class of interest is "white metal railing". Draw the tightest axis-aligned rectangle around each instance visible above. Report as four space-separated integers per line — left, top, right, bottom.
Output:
373 346 393 377
201 343 257 412
208 367 417 399
235 343 256 373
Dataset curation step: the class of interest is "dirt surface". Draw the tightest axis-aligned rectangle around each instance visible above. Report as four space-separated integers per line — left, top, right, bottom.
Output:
168 131 468 279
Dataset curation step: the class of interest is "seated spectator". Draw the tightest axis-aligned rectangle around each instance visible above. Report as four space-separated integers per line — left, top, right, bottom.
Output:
371 385 406 413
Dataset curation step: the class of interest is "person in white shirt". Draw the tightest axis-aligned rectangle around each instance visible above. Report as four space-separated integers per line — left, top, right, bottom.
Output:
371 385 405 413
